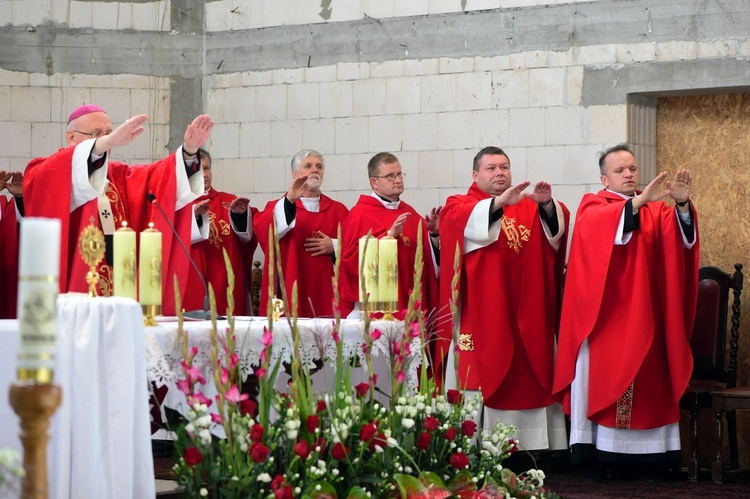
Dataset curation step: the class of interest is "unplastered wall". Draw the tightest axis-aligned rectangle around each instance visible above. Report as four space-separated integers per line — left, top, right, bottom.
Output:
0 70 171 172
0 0 172 31
205 0 600 31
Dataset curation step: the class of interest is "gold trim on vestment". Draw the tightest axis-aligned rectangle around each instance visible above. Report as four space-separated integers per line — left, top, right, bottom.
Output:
501 217 530 254
458 333 474 352
615 381 634 429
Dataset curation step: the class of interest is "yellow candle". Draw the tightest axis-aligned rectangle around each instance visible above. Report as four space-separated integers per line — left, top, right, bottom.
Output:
358 235 379 303
16 217 61 382
378 236 398 303
113 222 137 300
138 224 162 306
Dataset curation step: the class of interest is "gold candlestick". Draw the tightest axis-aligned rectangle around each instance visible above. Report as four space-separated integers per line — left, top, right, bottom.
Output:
9 383 62 499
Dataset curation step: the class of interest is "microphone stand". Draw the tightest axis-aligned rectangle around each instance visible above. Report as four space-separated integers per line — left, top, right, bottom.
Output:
147 194 221 320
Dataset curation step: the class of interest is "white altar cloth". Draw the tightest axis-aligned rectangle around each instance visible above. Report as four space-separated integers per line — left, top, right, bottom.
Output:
145 317 420 425
0 295 155 499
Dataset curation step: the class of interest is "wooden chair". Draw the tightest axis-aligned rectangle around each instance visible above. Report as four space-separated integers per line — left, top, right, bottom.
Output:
711 386 750 482
679 264 743 480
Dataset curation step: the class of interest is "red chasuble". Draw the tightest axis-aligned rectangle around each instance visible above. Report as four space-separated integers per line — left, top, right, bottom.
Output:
23 145 192 315
0 196 19 318
340 195 438 318
254 195 348 318
183 189 258 316
435 183 569 410
553 190 699 429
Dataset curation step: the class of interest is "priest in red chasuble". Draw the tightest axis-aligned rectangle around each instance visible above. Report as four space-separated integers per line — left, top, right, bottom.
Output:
553 143 698 474
185 148 257 316
0 171 22 318
254 150 349 318
435 146 569 451
340 152 439 319
23 105 213 315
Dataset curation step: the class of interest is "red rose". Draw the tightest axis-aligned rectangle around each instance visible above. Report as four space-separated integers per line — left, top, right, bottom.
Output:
240 399 257 417
316 399 327 413
331 442 349 460
250 442 271 463
250 423 265 442
450 451 469 469
447 389 463 406
444 427 457 441
271 475 285 491
294 440 311 460
461 420 477 437
359 423 377 442
184 446 202 466
423 415 439 432
369 432 387 452
315 437 328 454
354 382 369 398
306 414 319 433
274 486 294 499
417 431 431 450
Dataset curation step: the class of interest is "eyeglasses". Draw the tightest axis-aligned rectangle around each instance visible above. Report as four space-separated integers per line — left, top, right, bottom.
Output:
71 130 110 139
372 172 406 181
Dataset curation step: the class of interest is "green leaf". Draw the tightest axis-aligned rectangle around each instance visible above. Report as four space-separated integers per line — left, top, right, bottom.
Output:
301 481 338 499
417 471 453 499
344 486 370 499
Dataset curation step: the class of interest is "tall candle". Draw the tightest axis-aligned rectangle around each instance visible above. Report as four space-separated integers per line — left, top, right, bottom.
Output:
358 235 379 303
16 217 61 383
138 224 162 306
378 236 398 303
113 222 137 300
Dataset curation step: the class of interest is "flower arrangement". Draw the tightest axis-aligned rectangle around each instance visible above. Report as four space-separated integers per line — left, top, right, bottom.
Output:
167 229 558 498
0 448 24 496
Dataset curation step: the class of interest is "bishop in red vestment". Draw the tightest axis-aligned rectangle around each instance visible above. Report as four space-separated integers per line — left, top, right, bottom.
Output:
340 152 439 318
185 149 258 316
553 144 698 469
435 146 569 451
254 150 349 318
23 105 213 315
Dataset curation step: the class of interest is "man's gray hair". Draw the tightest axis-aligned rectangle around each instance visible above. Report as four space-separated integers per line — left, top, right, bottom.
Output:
291 149 324 172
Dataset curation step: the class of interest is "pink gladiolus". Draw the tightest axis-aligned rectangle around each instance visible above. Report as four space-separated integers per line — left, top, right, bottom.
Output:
211 413 222 424
409 321 421 338
255 367 267 378
370 328 382 341
221 367 229 385
403 342 412 356
332 329 340 343
396 371 406 384
262 327 273 347
230 353 239 369
187 392 212 407
181 361 206 385
176 379 191 395
189 346 199 357
225 385 249 404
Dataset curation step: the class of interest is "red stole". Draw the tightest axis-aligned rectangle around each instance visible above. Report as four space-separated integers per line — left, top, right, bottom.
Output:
184 189 258 316
553 190 699 429
254 195 348 318
436 183 568 409
340 195 438 317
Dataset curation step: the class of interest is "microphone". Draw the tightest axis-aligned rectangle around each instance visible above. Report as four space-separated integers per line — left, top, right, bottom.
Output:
147 193 219 320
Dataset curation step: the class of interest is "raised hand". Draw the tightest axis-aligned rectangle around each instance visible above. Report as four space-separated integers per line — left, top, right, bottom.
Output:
194 199 210 217
665 169 692 204
388 212 410 238
286 175 309 203
93 115 148 155
1 171 24 197
633 172 669 209
229 196 251 214
524 181 552 205
425 205 442 234
493 180 531 210
183 115 215 153
304 231 334 257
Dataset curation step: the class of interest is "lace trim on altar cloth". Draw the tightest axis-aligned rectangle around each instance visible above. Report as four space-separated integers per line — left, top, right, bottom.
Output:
145 319 423 393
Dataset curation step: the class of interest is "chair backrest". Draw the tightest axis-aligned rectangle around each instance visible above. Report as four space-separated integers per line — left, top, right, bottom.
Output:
690 264 743 387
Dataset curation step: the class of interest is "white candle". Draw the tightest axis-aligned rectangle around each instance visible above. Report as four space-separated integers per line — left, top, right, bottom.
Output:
358 235 379 303
113 222 137 300
16 217 61 383
138 224 162 306
378 236 398 303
